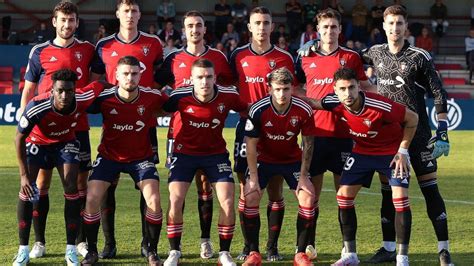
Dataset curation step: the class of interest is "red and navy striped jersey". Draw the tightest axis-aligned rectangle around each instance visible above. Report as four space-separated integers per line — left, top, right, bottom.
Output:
18 81 105 145
87 86 168 162
229 44 296 117
322 92 406 155
92 31 163 88
25 39 95 131
25 38 95 93
155 45 233 88
245 95 313 164
163 85 248 155
155 45 234 139
295 46 367 138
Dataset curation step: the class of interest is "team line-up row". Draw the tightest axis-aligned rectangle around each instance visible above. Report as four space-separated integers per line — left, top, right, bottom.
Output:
12 1 453 266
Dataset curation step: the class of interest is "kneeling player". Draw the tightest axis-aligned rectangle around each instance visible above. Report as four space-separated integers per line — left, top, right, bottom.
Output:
81 56 167 265
241 68 316 266
162 59 248 266
14 69 106 266
310 68 418 266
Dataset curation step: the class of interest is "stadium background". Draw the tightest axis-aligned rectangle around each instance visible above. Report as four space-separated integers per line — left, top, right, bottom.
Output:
0 0 473 264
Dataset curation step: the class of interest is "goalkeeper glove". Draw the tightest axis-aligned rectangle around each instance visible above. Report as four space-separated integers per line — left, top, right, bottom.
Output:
427 119 450 158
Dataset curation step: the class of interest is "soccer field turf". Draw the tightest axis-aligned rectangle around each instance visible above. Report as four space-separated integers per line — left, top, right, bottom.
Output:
0 126 472 265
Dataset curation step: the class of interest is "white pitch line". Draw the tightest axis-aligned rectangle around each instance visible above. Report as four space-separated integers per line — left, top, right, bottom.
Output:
1 170 473 205
321 188 474 205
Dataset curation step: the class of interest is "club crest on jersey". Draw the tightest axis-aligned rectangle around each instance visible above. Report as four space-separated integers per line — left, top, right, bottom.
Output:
217 103 225 113
269 60 276 69
290 116 298 127
400 62 407 71
137 105 145 115
74 51 82 62
339 59 346 66
363 119 371 127
142 46 150 56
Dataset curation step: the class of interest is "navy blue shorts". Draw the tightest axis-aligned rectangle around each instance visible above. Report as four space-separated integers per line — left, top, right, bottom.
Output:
26 140 80 170
233 117 247 173
165 138 174 169
247 161 301 190
88 154 159 184
340 153 410 188
409 134 438 177
76 130 91 172
309 137 353 176
149 127 159 164
169 153 234 183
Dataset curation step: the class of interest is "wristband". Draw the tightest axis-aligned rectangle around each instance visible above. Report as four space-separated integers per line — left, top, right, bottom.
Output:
398 147 409 155
438 119 448 130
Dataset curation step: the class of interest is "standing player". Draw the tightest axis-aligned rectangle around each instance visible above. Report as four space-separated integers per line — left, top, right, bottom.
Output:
90 0 164 258
162 59 247 266
154 10 233 259
21 1 95 258
294 8 372 258
241 67 315 266
14 69 106 266
81 56 167 265
229 6 296 261
310 68 418 266
360 6 453 265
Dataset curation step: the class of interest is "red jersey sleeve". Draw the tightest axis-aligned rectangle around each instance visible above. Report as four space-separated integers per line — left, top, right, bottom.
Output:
382 99 406 124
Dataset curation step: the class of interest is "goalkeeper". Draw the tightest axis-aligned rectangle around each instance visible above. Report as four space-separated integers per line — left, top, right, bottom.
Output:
297 4 452 265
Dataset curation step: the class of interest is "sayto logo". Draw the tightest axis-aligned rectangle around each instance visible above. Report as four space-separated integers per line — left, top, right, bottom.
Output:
349 128 378 138
245 76 264 83
189 120 209 128
378 75 406 88
112 120 145 132
430 98 462 130
182 78 193 85
313 77 333 85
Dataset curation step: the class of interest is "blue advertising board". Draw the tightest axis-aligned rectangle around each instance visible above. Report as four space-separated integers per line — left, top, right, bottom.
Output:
0 95 473 130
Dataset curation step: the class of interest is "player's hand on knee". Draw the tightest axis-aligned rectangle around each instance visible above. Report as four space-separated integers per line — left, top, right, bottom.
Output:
390 148 410 179
297 175 314 197
427 119 450 158
244 178 261 198
297 39 320 57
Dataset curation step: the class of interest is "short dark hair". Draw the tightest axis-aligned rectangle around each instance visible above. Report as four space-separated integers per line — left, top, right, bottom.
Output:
333 68 358 83
192 58 214 69
52 69 78 83
53 0 78 18
116 0 140 10
316 8 341 25
267 67 293 86
250 6 272 17
117 56 141 67
182 10 205 26
383 5 408 21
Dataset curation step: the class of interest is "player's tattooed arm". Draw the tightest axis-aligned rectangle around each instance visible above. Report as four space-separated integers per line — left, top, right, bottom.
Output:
297 135 315 196
300 135 314 178
244 136 261 197
14 130 35 198
391 108 419 178
400 107 419 149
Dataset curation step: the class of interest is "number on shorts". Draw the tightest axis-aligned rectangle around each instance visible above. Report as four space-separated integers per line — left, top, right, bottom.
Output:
92 157 102 167
167 139 174 154
343 156 355 171
26 143 39 155
234 142 247 158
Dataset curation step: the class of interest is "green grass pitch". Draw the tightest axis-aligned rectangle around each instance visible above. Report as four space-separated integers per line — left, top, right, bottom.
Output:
0 126 472 265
